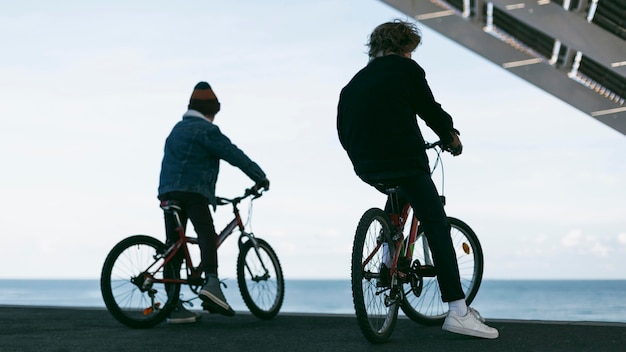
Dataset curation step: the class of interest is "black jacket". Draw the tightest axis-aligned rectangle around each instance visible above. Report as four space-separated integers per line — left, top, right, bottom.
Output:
337 54 456 181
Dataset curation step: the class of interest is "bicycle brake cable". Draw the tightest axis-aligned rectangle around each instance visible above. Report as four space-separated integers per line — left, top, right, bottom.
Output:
430 146 445 198
245 196 254 232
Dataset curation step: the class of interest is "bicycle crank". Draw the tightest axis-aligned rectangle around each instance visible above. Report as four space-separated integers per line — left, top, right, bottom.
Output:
408 259 433 297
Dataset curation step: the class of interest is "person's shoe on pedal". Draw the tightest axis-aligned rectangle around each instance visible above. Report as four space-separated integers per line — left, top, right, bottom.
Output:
442 307 499 339
199 275 235 317
167 301 201 324
376 263 391 287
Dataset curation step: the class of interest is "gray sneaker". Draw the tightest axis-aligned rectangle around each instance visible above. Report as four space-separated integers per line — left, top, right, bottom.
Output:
166 301 201 324
199 277 235 317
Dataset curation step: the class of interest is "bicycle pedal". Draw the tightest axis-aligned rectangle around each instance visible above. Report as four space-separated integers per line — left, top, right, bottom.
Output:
415 265 437 277
376 264 391 287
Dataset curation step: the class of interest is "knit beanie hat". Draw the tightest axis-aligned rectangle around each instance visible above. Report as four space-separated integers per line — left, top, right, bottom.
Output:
188 81 221 116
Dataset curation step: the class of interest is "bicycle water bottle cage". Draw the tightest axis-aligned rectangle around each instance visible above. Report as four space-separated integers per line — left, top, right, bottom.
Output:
159 200 183 213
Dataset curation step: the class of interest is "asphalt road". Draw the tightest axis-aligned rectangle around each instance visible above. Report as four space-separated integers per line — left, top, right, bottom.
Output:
1 306 625 352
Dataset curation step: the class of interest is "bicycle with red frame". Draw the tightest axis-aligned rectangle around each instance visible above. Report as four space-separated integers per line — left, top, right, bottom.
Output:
351 141 484 343
100 185 284 328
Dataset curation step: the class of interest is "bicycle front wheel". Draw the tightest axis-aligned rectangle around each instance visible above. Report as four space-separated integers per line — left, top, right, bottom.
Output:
351 208 399 344
400 217 484 325
100 235 180 328
237 238 284 319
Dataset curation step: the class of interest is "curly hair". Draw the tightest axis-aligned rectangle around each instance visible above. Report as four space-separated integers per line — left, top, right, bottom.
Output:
367 19 422 58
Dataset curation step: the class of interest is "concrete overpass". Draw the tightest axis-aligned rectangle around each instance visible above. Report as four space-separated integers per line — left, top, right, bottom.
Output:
380 0 626 135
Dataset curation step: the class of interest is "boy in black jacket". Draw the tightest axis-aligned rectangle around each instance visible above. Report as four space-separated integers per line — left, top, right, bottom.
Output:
337 20 498 339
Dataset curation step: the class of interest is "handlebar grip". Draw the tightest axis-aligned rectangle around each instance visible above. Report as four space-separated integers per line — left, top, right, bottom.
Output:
246 186 263 199
215 197 229 205
425 141 442 149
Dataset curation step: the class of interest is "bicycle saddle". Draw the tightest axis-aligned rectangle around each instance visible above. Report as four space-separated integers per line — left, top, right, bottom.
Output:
159 200 183 212
372 183 400 194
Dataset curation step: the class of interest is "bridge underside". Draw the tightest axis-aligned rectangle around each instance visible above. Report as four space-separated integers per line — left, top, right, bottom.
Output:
380 0 626 135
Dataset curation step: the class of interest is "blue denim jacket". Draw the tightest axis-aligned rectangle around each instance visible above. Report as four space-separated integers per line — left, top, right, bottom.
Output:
158 110 267 206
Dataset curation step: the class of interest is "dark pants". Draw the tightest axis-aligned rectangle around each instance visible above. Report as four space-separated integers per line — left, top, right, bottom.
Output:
158 191 218 276
368 172 465 303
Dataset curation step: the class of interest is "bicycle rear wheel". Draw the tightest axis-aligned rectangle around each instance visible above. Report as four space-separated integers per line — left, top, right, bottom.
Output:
237 237 284 319
400 217 484 325
351 208 399 344
100 235 180 328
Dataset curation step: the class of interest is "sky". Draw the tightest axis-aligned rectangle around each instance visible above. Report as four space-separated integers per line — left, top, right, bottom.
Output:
0 0 624 281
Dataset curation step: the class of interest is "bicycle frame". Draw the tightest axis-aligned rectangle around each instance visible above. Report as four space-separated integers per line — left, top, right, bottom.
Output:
362 179 440 291
360 199 415 275
374 143 445 282
141 190 262 288
388 203 417 278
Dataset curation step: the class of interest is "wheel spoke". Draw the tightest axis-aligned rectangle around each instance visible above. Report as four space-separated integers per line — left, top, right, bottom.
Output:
352 208 398 343
100 236 180 328
237 239 284 319
400 217 484 325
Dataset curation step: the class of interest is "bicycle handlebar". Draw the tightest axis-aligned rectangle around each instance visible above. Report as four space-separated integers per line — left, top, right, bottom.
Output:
426 140 461 155
216 185 266 206
425 141 443 150
245 185 266 199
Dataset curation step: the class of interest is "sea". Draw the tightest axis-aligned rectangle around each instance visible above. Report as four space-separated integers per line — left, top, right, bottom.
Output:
1 279 625 323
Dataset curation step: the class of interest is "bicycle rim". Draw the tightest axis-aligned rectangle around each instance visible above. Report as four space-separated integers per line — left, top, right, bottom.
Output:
351 208 399 344
237 238 284 319
100 235 180 328
401 217 484 325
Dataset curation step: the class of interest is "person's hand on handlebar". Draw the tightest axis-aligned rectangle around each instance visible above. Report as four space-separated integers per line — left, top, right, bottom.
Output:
255 178 270 192
445 131 463 156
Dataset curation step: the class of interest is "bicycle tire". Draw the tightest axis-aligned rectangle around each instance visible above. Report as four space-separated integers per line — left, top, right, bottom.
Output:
237 238 284 319
100 235 180 328
400 217 484 325
351 208 399 344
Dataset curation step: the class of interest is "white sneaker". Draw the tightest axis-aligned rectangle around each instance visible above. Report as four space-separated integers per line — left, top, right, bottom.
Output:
442 309 499 339
469 307 485 322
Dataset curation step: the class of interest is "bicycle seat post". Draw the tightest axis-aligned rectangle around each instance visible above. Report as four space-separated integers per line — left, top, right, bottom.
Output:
160 200 186 242
386 187 402 228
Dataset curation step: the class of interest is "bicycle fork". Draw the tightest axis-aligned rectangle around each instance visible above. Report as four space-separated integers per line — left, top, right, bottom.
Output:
238 232 271 282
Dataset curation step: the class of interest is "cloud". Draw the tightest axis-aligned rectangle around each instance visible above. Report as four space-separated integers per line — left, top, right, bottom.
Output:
561 230 582 247
590 243 609 257
617 233 626 246
560 229 614 257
